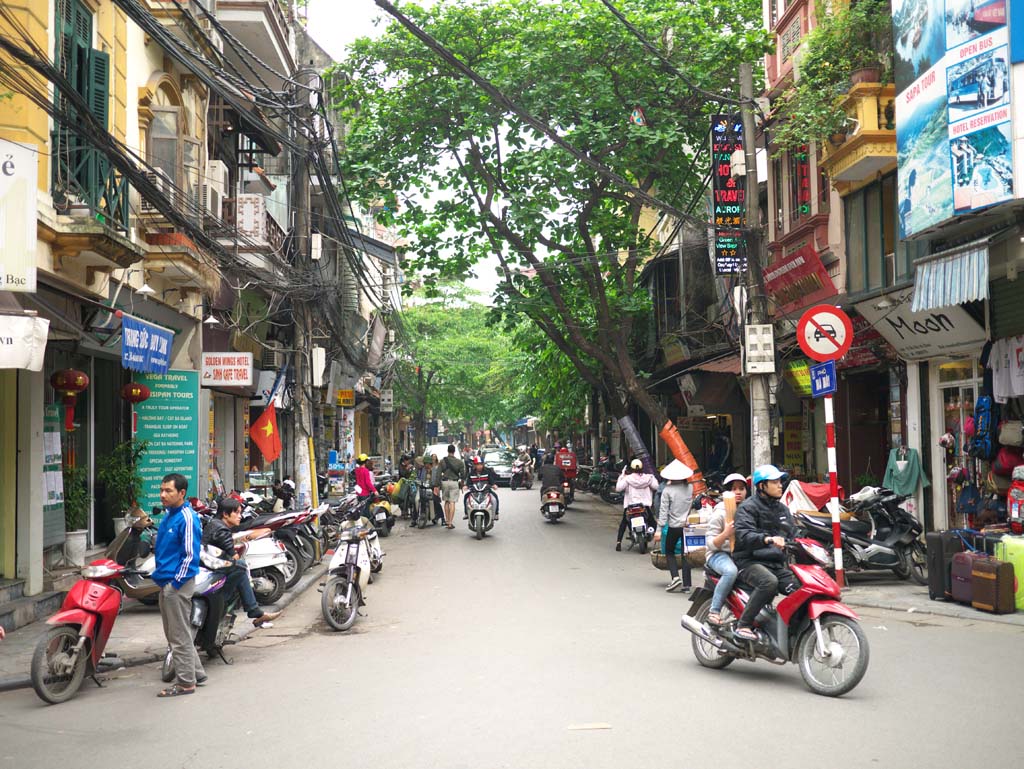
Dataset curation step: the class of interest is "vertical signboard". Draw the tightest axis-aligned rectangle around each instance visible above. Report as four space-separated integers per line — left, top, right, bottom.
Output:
0 139 38 292
710 115 747 274
895 0 1012 238
43 405 66 546
133 370 200 512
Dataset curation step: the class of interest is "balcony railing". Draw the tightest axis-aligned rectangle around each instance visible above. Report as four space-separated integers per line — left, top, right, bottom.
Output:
51 140 131 232
819 82 897 185
222 193 286 254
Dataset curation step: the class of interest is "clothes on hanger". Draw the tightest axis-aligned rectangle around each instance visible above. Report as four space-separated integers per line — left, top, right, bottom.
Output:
883 447 929 496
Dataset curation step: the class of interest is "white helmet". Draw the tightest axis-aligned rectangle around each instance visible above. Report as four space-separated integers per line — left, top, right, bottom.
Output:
722 472 748 488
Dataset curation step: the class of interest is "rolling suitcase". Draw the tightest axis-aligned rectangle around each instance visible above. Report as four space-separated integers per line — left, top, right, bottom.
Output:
996 535 1024 610
951 551 986 604
927 530 966 600
971 558 1016 614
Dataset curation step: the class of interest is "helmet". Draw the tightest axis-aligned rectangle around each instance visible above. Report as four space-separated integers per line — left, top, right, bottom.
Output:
630 459 643 471
471 455 482 464
385 482 396 496
554 442 562 449
752 465 786 485
357 453 369 463
722 472 748 489
282 479 295 490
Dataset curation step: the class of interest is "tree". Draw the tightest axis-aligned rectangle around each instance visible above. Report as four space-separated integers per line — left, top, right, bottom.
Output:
335 0 766 452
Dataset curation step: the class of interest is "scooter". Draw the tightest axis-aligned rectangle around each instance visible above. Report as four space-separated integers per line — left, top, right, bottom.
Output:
680 539 870 697
104 509 160 605
795 486 927 585
341 515 384 574
562 478 575 506
369 492 395 536
510 460 533 490
624 503 652 554
237 528 289 605
31 559 138 704
540 487 565 522
466 475 497 540
320 520 373 631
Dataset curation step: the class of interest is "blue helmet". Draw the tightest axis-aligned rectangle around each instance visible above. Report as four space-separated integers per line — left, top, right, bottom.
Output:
752 464 786 486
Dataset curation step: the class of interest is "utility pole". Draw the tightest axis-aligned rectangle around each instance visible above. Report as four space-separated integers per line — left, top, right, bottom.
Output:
740 62 772 468
292 66 317 508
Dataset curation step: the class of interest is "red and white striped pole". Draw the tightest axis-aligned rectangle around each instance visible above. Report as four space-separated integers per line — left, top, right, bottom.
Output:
823 393 844 588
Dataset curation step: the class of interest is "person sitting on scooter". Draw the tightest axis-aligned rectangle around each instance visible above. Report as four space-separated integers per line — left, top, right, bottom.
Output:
732 465 799 642
537 452 564 498
464 455 500 521
202 499 281 628
704 472 748 625
517 446 534 483
354 455 377 517
614 459 659 551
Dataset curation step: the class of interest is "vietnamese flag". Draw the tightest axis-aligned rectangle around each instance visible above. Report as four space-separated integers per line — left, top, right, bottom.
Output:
251 402 282 462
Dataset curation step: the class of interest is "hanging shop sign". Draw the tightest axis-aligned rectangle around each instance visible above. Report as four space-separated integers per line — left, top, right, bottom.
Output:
121 313 173 374
710 115 747 275
764 244 837 317
133 370 200 512
336 388 355 407
0 315 49 371
896 2 1014 238
201 352 253 387
853 288 987 359
0 139 39 292
784 359 813 396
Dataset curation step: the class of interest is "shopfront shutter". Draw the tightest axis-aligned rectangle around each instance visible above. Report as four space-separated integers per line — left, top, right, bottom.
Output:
990 277 1024 339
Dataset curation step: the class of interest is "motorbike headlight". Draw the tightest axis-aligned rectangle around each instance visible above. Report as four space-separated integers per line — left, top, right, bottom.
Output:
82 564 118 579
801 541 832 566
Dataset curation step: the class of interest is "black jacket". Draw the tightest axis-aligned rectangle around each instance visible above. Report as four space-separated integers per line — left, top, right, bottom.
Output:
468 466 499 486
201 518 236 559
733 492 795 570
538 463 565 491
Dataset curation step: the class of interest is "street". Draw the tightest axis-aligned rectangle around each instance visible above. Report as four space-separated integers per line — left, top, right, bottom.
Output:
2 488 1023 769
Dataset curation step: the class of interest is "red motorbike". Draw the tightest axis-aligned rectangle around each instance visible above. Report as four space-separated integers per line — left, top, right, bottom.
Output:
680 539 870 697
31 558 136 704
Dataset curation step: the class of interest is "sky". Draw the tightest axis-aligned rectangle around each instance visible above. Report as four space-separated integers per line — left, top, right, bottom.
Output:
305 1 501 301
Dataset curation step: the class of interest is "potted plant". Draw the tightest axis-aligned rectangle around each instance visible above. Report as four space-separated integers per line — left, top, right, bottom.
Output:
97 439 149 526
771 0 893 153
62 464 90 566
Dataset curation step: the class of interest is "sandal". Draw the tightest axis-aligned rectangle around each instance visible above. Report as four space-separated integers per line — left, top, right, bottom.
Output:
734 626 758 642
157 684 195 698
707 612 723 626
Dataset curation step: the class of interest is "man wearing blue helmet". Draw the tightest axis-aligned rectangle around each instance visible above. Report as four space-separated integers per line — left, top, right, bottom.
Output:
731 464 799 642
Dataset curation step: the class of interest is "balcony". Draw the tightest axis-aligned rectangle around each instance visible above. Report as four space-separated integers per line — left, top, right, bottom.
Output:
221 193 286 275
216 0 294 88
819 82 897 189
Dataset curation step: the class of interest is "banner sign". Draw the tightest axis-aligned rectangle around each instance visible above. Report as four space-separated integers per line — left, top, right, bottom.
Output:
336 388 355 407
764 244 837 317
895 1 1013 238
854 287 987 359
133 370 200 512
201 352 253 387
122 314 173 373
710 115 747 274
0 139 39 292
0 315 49 371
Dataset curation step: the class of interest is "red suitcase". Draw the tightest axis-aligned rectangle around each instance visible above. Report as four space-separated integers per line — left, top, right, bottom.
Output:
951 551 987 604
971 558 1016 614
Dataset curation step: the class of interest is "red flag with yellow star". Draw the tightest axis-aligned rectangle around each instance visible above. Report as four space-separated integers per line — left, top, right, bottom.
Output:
250 402 282 463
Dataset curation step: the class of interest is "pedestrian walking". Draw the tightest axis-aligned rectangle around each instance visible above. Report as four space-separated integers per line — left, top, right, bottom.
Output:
655 460 695 592
437 444 466 529
152 473 205 697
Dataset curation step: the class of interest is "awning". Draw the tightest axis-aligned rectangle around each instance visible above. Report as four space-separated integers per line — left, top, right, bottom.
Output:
910 238 989 313
678 351 741 375
0 313 49 371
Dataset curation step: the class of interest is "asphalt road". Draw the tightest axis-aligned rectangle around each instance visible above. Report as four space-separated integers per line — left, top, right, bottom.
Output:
2 488 1023 768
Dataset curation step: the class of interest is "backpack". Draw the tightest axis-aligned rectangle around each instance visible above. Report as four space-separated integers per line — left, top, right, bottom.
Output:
968 396 999 461
957 483 982 518
442 456 463 481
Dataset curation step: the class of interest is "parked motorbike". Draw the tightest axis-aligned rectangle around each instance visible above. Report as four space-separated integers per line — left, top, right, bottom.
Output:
31 559 138 704
795 486 927 585
466 475 497 540
104 510 160 605
510 460 533 490
369 492 396 536
238 528 289 605
540 487 565 522
160 551 242 682
320 521 374 631
680 539 870 697
237 508 313 588
624 503 652 554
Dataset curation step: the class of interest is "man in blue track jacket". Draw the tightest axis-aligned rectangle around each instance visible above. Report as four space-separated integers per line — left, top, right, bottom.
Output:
153 473 205 697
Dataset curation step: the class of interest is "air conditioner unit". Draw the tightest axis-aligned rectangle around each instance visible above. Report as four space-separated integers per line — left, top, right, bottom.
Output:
201 184 223 221
207 160 229 197
140 169 172 215
261 341 284 370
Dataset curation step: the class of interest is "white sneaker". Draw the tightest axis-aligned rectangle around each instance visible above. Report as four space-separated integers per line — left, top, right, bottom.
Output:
665 576 683 592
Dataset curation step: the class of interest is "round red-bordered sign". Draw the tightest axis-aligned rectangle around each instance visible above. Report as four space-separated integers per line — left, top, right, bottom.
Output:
796 305 853 362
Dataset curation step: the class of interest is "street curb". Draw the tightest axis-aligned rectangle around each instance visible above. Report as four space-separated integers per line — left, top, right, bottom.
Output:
0 561 329 694
842 595 1024 627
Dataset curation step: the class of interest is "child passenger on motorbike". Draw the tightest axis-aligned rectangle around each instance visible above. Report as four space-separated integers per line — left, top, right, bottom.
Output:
614 459 659 551
704 473 748 625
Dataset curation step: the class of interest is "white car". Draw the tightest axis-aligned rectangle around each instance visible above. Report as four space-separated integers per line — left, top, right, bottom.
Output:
424 443 461 462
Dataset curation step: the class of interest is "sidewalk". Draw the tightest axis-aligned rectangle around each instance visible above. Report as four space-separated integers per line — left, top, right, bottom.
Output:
0 562 327 693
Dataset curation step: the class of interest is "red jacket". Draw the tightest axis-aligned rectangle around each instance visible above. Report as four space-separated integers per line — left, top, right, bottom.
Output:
354 465 376 497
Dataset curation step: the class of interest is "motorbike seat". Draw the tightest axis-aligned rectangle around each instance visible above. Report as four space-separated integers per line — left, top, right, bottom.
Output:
840 519 873 537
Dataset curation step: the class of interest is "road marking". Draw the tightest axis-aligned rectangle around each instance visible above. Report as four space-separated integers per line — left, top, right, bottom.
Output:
567 723 612 731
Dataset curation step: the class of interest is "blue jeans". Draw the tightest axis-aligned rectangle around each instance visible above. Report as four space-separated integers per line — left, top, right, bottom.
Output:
706 551 738 614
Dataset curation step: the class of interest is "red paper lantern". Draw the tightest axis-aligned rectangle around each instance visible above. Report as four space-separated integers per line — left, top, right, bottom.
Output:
120 382 151 404
50 369 89 431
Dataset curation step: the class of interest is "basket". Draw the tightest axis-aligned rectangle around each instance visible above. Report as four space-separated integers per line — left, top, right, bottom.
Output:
650 547 707 570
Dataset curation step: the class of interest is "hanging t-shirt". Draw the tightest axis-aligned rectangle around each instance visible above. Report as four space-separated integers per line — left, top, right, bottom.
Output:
1009 335 1024 397
990 337 1013 403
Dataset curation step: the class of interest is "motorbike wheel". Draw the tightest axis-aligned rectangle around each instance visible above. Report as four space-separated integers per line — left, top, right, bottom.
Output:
281 543 304 589
510 476 519 491
137 594 159 606
253 569 286 606
31 625 88 704
475 520 485 540
160 647 175 683
637 535 648 555
295 537 316 571
796 615 870 697
908 540 928 586
525 478 533 490
892 548 913 580
690 602 736 670
321 576 359 631
297 533 320 565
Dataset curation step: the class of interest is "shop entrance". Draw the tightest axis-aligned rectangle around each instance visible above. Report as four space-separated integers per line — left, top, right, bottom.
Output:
937 359 982 529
